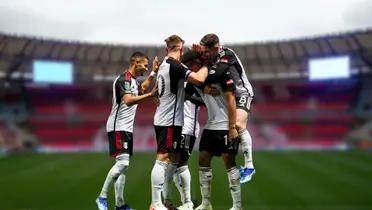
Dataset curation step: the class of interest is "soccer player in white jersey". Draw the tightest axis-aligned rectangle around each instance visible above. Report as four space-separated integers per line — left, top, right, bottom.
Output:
199 34 256 183
96 52 159 210
162 51 205 210
150 35 209 210
188 51 242 210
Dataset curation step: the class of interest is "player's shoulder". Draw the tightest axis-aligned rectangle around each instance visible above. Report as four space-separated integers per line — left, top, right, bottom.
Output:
166 57 183 67
218 48 237 64
118 71 134 83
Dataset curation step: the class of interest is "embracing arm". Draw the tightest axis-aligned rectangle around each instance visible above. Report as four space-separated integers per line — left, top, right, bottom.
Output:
224 91 239 141
186 66 209 86
123 86 157 106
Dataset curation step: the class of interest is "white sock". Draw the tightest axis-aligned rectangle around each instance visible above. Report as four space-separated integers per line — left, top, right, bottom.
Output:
163 162 177 201
99 154 129 198
239 129 254 168
151 160 168 205
228 167 242 208
199 167 212 205
173 168 184 203
176 165 192 204
114 174 126 207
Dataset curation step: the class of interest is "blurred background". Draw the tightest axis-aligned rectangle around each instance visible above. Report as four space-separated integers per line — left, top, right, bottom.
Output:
0 1 372 210
1 29 372 154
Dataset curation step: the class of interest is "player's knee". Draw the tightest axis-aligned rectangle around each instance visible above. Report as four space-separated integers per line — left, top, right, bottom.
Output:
168 152 181 163
156 152 169 162
222 155 236 169
113 153 130 176
199 153 211 167
110 162 128 180
236 122 244 131
178 155 189 167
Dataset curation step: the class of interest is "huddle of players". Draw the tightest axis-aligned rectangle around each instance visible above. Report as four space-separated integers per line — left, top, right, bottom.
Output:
96 33 256 210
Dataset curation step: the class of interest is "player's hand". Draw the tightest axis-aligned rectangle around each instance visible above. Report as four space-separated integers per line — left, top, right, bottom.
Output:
140 83 148 95
228 127 239 142
204 84 221 96
192 44 202 53
152 56 160 73
149 85 158 97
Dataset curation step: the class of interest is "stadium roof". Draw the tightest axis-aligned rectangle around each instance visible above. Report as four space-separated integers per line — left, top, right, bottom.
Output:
1 29 372 82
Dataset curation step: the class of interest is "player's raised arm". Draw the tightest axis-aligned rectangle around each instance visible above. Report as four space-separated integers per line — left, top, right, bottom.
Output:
140 56 160 94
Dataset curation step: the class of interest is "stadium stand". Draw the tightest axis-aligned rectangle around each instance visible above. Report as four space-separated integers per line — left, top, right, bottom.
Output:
1 29 372 151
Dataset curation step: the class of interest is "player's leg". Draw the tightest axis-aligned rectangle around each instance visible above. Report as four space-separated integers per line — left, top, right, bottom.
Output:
163 126 183 209
195 130 214 210
151 153 170 210
97 131 130 210
221 135 242 210
150 126 170 210
163 151 179 210
236 96 256 183
174 135 196 209
114 132 134 210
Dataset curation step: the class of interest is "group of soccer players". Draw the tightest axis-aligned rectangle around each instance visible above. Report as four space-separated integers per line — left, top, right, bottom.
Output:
96 33 256 210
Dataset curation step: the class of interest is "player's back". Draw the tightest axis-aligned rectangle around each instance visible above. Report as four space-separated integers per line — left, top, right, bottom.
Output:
106 72 138 133
195 85 229 130
154 57 188 127
218 47 254 97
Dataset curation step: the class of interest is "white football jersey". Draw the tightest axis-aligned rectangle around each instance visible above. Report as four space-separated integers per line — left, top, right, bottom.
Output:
154 57 192 126
182 99 201 138
106 71 138 133
190 68 235 130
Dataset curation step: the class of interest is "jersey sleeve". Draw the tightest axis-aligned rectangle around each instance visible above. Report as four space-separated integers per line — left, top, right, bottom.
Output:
116 75 132 100
169 62 192 82
220 70 235 93
185 82 197 95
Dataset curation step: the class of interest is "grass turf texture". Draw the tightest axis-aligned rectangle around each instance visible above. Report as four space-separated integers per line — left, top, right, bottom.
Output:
0 151 371 210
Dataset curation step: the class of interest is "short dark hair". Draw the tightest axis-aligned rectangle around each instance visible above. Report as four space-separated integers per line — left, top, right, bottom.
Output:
129 51 148 65
200 33 219 48
182 50 202 64
165 35 185 51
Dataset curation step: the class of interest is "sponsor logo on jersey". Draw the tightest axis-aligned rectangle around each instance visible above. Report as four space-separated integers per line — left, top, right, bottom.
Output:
220 58 229 63
209 70 215 74
226 79 234 85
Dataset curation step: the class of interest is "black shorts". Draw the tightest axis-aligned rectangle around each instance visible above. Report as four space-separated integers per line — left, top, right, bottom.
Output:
236 95 253 113
199 129 239 156
154 126 182 153
107 131 133 157
180 134 196 156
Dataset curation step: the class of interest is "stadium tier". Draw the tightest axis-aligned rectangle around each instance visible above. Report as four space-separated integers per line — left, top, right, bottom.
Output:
1 29 372 151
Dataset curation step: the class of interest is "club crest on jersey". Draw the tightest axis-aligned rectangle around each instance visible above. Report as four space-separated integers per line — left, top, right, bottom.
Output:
124 81 130 90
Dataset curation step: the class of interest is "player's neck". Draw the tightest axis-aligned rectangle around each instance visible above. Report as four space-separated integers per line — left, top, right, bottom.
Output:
127 67 137 78
167 52 180 61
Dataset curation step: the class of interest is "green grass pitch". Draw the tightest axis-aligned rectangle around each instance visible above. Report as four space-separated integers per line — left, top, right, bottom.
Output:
0 151 371 210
